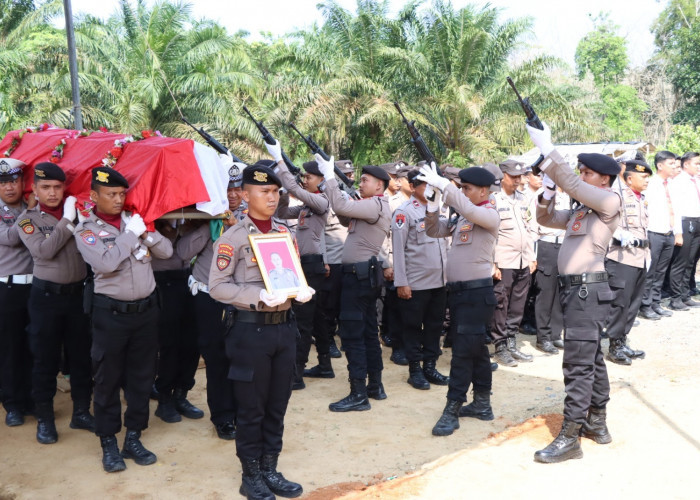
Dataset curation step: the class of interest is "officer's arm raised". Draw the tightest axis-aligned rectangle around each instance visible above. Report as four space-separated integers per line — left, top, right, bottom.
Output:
278 162 329 215
535 195 569 229
324 178 380 223
442 184 499 230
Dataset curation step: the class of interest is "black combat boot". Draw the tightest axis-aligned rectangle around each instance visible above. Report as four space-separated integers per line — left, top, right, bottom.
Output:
389 348 408 365
240 458 275 500
215 421 236 440
423 359 449 385
328 337 342 358
292 363 306 390
173 388 204 419
620 336 645 360
580 406 612 444
155 391 182 423
303 353 335 378
407 361 430 390
491 362 499 372
70 400 96 431
507 336 533 362
494 342 517 367
5 409 24 427
100 435 126 473
35 402 57 444
606 338 632 365
535 340 559 355
432 399 462 436
367 371 387 400
261 454 303 498
121 430 157 466
328 378 371 412
458 391 494 421
534 419 583 463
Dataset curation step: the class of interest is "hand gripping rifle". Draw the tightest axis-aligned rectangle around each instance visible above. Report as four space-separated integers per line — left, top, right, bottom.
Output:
181 117 244 163
287 122 360 200
241 106 302 177
506 77 545 174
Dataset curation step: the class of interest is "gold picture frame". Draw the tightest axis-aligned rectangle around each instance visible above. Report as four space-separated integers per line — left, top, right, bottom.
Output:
248 232 307 298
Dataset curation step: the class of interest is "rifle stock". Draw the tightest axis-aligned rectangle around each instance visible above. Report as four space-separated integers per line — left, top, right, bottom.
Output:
506 77 545 173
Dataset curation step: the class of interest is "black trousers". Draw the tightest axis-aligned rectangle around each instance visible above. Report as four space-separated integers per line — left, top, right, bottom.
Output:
317 263 342 345
559 281 612 423
446 285 496 402
381 284 403 350
397 287 447 363
193 291 236 425
642 232 675 308
224 317 296 460
669 217 700 300
154 271 199 396
605 260 646 340
294 260 329 366
28 284 92 411
491 267 531 345
338 272 383 379
0 282 33 413
535 242 563 343
91 296 159 436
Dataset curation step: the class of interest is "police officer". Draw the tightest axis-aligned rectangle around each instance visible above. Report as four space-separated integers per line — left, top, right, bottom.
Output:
604 159 651 364
75 166 173 473
268 142 332 388
315 155 391 412
0 158 34 427
209 164 312 500
18 162 93 444
418 164 499 436
392 170 448 390
530 124 620 463
176 163 247 440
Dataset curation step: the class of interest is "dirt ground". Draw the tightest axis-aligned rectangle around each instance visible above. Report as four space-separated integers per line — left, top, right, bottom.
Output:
1 301 699 500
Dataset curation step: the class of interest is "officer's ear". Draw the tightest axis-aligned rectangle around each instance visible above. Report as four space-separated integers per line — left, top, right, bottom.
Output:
241 186 250 204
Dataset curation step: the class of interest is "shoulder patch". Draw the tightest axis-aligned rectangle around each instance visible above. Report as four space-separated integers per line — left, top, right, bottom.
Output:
218 243 234 257
394 213 406 228
80 230 96 245
19 219 34 234
217 255 231 271
412 199 420 208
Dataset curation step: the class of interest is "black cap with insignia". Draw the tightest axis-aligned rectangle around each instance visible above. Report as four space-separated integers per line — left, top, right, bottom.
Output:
92 166 129 188
242 164 282 187
34 162 66 182
0 158 25 180
578 153 621 176
362 165 391 187
228 162 246 188
459 166 497 187
302 161 323 177
624 159 653 175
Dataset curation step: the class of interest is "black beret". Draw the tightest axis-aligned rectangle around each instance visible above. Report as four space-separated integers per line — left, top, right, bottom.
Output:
407 169 423 185
34 162 66 182
499 159 526 176
228 162 246 188
578 153 621 176
362 165 390 183
459 166 496 187
0 158 24 179
624 159 653 175
92 166 129 188
302 161 323 177
253 159 278 169
242 165 281 187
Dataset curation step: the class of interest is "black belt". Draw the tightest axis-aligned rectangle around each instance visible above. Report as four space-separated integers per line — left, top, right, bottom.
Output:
446 278 493 292
558 272 608 287
611 238 650 249
32 277 84 295
154 268 190 282
341 260 384 274
648 230 673 237
300 254 323 264
236 309 289 325
93 291 157 314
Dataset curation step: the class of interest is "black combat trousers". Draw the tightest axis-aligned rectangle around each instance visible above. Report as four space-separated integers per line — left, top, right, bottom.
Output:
397 287 447 363
446 283 496 402
669 217 700 300
535 242 563 344
295 256 329 366
28 281 92 413
559 281 612 423
91 293 159 436
224 316 296 460
317 263 342 347
642 231 675 308
193 291 236 425
381 284 403 350
605 259 646 339
491 267 531 345
0 282 33 414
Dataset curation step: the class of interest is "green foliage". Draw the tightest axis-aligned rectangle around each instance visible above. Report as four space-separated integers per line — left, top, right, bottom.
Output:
663 124 700 154
0 0 34 37
598 84 648 141
574 16 629 87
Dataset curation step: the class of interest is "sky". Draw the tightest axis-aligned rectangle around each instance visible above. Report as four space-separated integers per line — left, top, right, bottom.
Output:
65 0 665 68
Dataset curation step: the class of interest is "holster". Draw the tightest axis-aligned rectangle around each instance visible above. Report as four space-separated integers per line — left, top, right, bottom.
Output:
82 277 94 315
368 256 384 289
223 305 237 333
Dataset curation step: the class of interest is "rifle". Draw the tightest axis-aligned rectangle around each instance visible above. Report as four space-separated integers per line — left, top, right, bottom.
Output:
181 117 243 163
287 122 360 200
506 77 545 174
241 106 302 176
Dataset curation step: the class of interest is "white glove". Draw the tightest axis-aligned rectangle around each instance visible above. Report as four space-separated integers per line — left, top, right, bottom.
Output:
265 139 283 164
77 209 87 223
125 213 146 237
294 286 315 304
417 162 450 191
542 174 556 200
613 228 636 248
314 153 335 179
259 289 287 307
526 122 554 157
426 186 442 213
62 196 77 221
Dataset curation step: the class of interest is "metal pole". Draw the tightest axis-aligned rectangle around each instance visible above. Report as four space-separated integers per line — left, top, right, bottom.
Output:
63 0 83 129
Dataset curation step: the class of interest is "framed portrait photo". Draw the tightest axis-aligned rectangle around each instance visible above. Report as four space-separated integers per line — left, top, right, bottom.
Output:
248 232 307 298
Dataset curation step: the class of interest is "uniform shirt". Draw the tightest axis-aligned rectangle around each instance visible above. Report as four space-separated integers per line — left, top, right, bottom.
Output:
668 170 700 234
389 191 410 212
75 212 173 300
208 215 293 312
492 190 535 270
151 226 190 272
17 206 86 284
643 175 676 234
322 207 347 265
606 184 650 269
276 162 329 256
536 150 621 275
1 202 33 276
425 183 499 282
528 188 569 241
392 196 447 290
323 178 391 264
